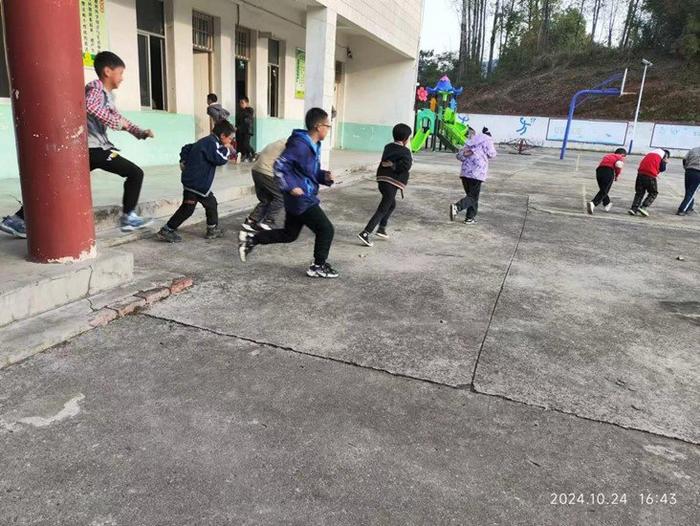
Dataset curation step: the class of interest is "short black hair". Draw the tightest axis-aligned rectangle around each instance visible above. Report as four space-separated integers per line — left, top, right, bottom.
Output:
213 120 235 137
239 96 249 103
305 107 329 130
482 127 492 137
663 149 671 159
94 51 125 78
207 93 218 103
392 123 412 142
614 148 627 155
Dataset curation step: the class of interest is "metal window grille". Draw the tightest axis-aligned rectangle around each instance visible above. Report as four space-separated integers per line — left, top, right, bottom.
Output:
192 12 214 52
235 28 251 59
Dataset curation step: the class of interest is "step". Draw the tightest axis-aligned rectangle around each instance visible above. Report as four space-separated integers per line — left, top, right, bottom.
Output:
0 242 134 327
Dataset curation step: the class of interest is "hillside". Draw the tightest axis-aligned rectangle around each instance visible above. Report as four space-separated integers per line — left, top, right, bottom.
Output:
456 51 700 123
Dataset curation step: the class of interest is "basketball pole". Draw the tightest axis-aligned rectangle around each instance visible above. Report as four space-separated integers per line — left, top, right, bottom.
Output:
628 59 652 155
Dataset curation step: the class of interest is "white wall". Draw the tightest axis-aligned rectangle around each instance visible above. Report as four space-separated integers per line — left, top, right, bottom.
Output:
320 0 423 59
457 113 699 157
99 0 141 111
343 35 417 127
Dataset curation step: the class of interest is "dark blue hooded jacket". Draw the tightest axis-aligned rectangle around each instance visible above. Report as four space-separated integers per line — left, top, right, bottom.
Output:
180 134 230 196
273 129 333 215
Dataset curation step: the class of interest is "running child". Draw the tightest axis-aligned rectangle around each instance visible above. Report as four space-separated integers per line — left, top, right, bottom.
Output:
206 93 231 125
241 139 287 232
357 123 413 247
629 149 670 217
587 148 627 214
449 127 497 224
238 108 339 279
677 145 700 216
1 51 155 237
158 120 235 242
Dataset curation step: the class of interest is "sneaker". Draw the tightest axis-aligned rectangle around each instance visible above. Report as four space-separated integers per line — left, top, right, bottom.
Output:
357 231 373 247
238 230 255 262
236 152 242 163
628 209 638 216
586 202 595 215
241 217 260 232
604 202 613 212
464 218 477 225
120 211 152 232
157 226 182 243
449 204 458 221
206 225 224 239
375 228 389 239
638 207 649 217
0 214 27 238
307 262 340 279
257 221 272 231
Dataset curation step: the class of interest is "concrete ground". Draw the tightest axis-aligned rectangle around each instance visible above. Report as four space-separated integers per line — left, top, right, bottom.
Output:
1 148 698 525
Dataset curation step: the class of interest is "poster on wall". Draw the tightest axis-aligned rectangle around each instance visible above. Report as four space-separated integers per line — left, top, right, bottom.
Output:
294 49 305 99
650 123 700 150
547 119 628 145
80 0 108 67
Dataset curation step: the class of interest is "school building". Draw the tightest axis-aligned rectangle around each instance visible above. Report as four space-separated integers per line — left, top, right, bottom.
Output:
0 0 424 180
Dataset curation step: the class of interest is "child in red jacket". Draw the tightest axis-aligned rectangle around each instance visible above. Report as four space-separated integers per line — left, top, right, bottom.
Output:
587 148 626 214
629 149 670 217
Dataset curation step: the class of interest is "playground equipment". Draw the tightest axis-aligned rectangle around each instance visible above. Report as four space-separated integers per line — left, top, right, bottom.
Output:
411 108 435 152
559 69 631 159
413 76 468 154
504 138 540 155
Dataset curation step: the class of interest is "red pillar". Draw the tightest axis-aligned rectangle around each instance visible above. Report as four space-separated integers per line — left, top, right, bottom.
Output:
3 0 95 262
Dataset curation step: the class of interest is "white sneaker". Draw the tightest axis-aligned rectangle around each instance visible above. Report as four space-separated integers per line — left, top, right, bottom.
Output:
586 202 595 215
449 204 458 221
120 211 153 232
604 203 613 212
638 207 649 217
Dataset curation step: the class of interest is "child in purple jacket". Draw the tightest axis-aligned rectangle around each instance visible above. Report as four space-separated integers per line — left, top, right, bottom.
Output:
449 127 497 224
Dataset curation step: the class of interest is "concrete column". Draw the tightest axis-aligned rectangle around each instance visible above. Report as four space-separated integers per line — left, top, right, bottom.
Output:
3 0 95 262
165 0 194 116
253 33 269 119
304 6 336 167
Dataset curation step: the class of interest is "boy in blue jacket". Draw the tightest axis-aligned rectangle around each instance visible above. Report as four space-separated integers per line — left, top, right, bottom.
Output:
238 108 338 278
158 120 235 242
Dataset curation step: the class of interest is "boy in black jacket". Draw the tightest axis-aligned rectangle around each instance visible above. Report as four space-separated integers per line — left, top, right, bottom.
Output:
158 120 235 242
357 123 413 247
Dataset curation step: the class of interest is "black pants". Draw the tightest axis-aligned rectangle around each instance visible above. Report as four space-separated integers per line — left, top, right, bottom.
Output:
364 182 398 233
254 204 334 266
249 170 284 225
238 134 255 160
455 178 482 219
12 148 143 220
89 148 144 213
592 166 615 206
678 168 700 213
167 190 218 230
631 174 658 210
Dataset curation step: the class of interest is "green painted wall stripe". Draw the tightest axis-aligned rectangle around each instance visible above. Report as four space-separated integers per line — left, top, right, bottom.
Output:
0 107 194 180
337 122 393 152
0 107 394 179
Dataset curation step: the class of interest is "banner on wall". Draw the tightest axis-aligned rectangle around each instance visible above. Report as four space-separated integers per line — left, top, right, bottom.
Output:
294 49 305 99
651 123 700 150
547 119 628 145
80 0 108 67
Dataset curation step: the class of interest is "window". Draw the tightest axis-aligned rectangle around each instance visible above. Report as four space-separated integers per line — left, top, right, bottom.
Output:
192 12 214 52
235 28 251 59
137 0 167 110
267 39 280 118
0 10 9 97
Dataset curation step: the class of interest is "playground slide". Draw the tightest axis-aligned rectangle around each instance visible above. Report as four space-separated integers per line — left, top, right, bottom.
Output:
436 132 458 153
442 121 467 149
411 128 431 153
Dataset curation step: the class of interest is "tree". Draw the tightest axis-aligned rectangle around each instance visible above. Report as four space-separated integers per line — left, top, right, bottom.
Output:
487 0 502 75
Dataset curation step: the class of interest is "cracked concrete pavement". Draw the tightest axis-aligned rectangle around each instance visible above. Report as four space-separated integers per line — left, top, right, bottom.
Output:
0 149 698 524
